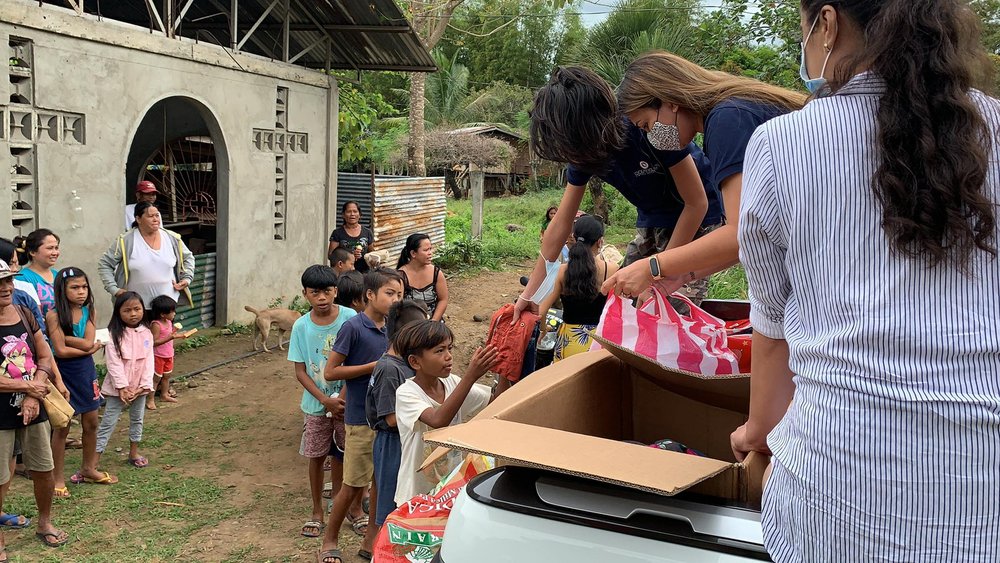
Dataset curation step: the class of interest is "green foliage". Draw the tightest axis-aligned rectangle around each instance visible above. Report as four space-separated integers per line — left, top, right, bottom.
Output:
336 78 397 168
436 234 500 271
267 295 313 316
707 265 749 300
425 50 472 126
174 333 210 353
443 0 561 88
574 0 701 85
579 182 638 242
223 321 252 335
463 82 535 133
974 0 1000 54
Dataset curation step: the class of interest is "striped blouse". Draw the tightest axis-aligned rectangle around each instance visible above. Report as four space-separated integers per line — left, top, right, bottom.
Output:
739 73 1000 561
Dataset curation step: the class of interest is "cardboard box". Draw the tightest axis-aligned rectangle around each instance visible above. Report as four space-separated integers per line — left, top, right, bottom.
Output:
423 343 766 506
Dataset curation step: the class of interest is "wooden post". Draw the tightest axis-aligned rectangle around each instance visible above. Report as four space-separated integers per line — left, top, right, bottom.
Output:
470 166 484 239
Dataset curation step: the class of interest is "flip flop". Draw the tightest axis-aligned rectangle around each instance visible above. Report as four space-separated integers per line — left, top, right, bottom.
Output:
317 549 343 563
128 456 149 468
65 438 83 450
13 468 30 480
35 530 69 547
71 471 117 485
0 513 29 529
301 520 324 538
350 515 368 537
322 481 333 499
53 487 71 498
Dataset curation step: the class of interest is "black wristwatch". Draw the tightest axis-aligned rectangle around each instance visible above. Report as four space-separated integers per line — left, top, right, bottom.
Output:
649 256 662 281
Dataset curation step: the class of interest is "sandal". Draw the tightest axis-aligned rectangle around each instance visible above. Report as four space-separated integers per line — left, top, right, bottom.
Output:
317 549 343 563
301 520 324 538
35 530 69 547
350 514 368 537
0 513 29 529
70 471 118 485
13 468 30 480
52 487 71 498
65 438 83 450
358 549 373 561
128 456 149 468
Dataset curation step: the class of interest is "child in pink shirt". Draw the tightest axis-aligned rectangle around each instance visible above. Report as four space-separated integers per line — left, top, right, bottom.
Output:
95 291 155 468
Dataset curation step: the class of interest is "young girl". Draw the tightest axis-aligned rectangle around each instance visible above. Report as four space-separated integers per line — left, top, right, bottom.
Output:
14 229 61 316
45 267 118 492
537 215 619 361
396 234 449 321
393 321 497 505
96 291 154 469
146 295 187 410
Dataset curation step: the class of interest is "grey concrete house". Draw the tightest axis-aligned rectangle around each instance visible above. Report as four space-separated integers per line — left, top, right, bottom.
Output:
1 0 434 326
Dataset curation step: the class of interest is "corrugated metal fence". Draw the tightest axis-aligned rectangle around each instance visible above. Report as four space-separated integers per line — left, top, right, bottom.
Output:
175 252 216 329
338 173 446 262
372 176 447 261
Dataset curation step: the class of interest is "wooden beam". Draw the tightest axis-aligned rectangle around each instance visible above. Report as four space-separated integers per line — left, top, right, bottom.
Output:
64 0 82 15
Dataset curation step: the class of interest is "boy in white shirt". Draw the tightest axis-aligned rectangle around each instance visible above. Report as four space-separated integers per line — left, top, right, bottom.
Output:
393 320 498 504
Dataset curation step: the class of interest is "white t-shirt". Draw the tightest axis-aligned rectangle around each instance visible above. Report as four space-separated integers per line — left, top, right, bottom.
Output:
124 204 136 231
394 375 490 505
127 229 179 308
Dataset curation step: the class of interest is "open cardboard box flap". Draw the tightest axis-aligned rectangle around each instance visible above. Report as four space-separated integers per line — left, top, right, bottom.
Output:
422 349 761 500
424 418 734 496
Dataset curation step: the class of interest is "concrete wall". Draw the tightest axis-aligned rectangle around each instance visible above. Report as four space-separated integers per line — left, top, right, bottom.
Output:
0 12 337 324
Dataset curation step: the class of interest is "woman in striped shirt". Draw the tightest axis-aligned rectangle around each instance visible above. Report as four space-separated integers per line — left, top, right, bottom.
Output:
731 0 1000 560
603 53 806 298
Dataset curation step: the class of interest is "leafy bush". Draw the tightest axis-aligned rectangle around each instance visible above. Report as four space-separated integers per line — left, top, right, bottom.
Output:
436 235 499 271
175 334 211 353
267 295 312 315
224 321 252 335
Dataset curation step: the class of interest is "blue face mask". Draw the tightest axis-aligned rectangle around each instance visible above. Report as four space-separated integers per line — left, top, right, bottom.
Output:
799 14 833 94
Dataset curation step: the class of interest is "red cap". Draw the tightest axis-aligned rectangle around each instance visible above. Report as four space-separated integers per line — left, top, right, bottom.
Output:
136 180 158 194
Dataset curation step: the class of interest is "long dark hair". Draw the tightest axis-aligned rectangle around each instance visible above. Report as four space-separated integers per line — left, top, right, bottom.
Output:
397 233 430 269
131 201 158 229
13 229 59 266
802 0 997 269
109 291 145 354
563 215 604 300
530 66 624 175
52 266 96 338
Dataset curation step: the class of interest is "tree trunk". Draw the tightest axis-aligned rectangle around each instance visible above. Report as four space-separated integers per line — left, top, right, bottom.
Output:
445 170 464 199
408 72 428 177
587 177 610 225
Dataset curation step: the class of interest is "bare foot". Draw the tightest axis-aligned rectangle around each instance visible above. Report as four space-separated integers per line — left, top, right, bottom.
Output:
146 399 157 410
161 395 178 404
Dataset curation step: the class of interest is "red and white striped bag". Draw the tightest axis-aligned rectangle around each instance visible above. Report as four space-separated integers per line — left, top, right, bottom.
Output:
593 289 741 376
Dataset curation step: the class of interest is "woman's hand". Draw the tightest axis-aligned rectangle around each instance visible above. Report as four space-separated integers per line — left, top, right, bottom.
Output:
173 279 190 291
58 384 70 401
114 289 126 298
601 259 654 299
730 423 772 462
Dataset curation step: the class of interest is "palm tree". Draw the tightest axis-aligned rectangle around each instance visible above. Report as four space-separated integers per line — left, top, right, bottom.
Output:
574 0 701 86
424 50 473 127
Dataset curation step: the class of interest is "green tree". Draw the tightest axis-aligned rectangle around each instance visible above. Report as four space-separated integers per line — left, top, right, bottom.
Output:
553 7 587 67
574 0 701 85
463 82 535 132
336 80 396 169
425 50 473 126
972 0 1000 54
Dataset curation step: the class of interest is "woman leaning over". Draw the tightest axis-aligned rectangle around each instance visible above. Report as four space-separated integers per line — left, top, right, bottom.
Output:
731 0 1000 560
603 52 806 299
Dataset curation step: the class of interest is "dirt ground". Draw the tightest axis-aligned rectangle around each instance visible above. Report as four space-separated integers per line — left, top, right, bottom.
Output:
1 268 524 562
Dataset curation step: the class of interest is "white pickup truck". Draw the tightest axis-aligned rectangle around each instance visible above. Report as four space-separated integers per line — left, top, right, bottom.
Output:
434 465 769 562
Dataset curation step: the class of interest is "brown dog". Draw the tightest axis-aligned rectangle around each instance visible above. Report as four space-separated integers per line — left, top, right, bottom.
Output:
244 305 302 352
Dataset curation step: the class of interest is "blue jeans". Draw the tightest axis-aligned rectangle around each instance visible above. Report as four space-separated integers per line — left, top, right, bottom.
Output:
95 395 146 453
373 430 402 526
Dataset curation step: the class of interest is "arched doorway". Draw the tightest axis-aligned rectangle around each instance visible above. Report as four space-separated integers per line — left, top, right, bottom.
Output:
125 97 228 328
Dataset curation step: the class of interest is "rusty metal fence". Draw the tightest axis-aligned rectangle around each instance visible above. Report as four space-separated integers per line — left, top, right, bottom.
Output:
371 176 446 262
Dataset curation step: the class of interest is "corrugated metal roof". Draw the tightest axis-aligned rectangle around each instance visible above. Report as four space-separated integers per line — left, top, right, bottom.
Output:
446 125 525 141
372 177 447 260
37 0 436 72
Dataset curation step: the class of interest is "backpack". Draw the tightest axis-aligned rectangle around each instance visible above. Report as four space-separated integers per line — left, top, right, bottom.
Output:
484 303 538 383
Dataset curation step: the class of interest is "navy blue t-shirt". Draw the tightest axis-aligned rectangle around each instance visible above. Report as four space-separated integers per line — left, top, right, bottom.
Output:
331 312 389 426
566 123 723 230
703 98 790 190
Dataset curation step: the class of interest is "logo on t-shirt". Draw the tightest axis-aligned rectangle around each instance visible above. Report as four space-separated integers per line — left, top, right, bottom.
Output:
634 161 662 178
1 333 35 408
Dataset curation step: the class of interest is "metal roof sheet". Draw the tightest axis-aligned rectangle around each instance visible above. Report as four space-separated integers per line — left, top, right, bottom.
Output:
37 0 436 72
